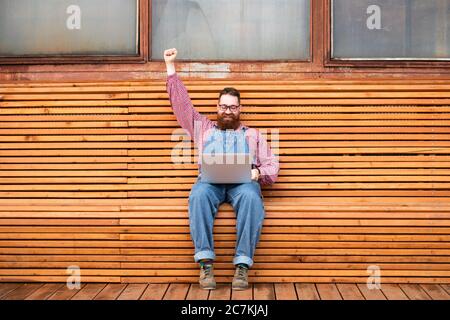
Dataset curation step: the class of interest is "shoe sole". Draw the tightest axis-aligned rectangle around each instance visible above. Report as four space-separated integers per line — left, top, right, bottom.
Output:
200 286 216 290
232 285 249 291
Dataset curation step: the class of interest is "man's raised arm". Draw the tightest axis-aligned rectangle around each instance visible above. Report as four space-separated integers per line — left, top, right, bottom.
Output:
164 48 213 141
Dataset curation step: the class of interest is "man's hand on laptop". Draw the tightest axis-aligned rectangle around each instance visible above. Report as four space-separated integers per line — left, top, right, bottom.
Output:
251 168 260 181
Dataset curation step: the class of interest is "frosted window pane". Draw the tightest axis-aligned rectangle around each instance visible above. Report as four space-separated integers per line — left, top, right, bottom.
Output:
151 0 310 60
332 0 450 59
0 0 138 56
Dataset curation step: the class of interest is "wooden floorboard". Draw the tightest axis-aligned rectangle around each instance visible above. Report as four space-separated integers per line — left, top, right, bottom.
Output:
295 283 320 300
336 284 365 300
186 284 210 300
71 283 107 300
274 283 297 300
231 284 253 300
117 283 148 300
140 283 169 300
356 284 387 300
162 283 190 300
316 284 343 300
25 283 65 300
48 283 87 300
94 283 127 300
253 283 276 300
0 282 448 300
419 284 450 300
399 284 432 300
440 284 450 295
1 283 44 300
380 284 409 300
209 284 231 300
0 283 23 299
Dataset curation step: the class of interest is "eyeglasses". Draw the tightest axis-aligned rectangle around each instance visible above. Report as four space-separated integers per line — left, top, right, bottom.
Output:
218 104 240 112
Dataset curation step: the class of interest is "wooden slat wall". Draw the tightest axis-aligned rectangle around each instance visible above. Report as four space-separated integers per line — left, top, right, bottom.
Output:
0 79 449 284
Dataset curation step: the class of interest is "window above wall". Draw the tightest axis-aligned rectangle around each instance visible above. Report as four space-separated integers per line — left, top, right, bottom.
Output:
328 0 450 66
150 0 311 61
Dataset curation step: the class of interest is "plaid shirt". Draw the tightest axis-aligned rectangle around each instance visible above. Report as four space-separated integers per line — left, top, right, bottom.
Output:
166 73 279 185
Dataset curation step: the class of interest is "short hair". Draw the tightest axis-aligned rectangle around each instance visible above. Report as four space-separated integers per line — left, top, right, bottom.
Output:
218 87 240 105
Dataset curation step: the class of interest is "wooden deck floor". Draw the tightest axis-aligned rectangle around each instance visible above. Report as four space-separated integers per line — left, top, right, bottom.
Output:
0 283 449 300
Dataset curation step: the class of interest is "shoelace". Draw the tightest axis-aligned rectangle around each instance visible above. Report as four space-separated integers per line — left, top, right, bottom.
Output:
201 264 213 277
237 266 247 278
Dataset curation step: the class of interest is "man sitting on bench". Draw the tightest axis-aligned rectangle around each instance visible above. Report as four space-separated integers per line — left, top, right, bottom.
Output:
164 48 279 290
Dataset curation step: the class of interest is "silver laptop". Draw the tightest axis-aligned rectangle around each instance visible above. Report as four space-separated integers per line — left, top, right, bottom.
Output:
200 153 252 184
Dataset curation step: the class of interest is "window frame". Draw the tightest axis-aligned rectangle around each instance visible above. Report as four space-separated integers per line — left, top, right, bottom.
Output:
325 0 450 68
0 0 149 65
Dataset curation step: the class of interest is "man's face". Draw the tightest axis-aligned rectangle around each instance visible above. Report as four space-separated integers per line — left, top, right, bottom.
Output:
217 94 241 130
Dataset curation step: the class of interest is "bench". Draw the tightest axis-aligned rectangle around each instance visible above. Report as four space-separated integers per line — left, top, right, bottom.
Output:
0 78 449 284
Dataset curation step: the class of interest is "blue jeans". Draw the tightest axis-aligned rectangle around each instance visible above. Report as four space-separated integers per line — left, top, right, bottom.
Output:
188 176 265 268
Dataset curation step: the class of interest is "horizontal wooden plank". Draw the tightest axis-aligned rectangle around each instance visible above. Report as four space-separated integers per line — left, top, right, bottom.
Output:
3 261 449 271
117 262 450 271
120 277 450 284
119 248 450 256
0 154 445 162
0 262 120 268
2 275 446 284
118 234 450 242
1 210 449 218
0 269 449 277
0 276 120 283
3 87 450 102
118 218 450 226
0 197 449 206
3 97 450 107
0 141 448 149
1 247 450 256
0 233 118 240
0 112 449 122
6 191 443 198
0 205 121 212
1 225 449 235
1 127 449 135
0 107 129 115
0 81 441 89
0 190 448 198
0 248 120 254
2 254 450 263
0 219 119 226
0 168 448 176
0 240 448 249
129 147 450 155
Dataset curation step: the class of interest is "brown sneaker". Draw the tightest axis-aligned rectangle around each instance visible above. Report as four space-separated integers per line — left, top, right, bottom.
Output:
199 263 216 290
232 264 249 290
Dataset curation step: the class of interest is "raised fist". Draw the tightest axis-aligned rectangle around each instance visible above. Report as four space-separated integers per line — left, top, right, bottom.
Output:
164 48 177 64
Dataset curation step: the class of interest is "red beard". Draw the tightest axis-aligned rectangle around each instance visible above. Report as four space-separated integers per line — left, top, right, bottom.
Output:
217 113 240 130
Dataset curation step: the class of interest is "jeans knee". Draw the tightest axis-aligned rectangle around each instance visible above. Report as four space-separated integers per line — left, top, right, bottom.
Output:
239 188 263 205
189 184 215 202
